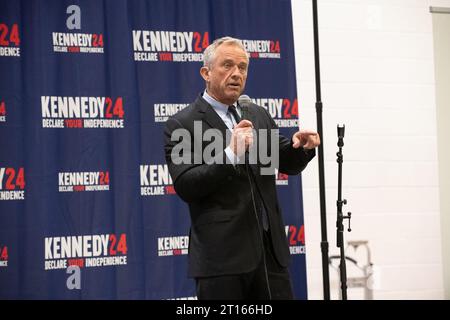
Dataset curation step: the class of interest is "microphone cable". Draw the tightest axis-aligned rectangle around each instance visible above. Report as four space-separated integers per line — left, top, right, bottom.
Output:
245 163 272 300
239 99 272 300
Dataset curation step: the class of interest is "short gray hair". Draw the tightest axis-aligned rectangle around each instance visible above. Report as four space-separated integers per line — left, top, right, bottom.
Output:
203 36 249 67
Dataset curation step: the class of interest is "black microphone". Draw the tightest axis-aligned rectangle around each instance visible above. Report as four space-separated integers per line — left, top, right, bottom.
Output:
238 94 252 120
238 94 271 297
238 94 253 165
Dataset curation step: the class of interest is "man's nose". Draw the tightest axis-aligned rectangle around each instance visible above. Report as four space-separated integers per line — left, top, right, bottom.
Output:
230 66 242 78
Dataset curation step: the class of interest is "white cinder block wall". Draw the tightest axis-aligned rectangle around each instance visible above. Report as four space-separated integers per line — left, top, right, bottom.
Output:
291 0 448 299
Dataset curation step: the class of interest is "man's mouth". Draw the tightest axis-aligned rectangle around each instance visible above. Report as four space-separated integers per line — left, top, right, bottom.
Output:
227 83 240 89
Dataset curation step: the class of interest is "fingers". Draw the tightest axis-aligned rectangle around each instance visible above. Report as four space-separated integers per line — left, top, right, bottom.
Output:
303 133 320 149
292 130 321 149
303 141 315 149
229 124 254 156
299 129 318 136
240 129 254 147
245 134 254 147
235 120 253 129
292 134 301 149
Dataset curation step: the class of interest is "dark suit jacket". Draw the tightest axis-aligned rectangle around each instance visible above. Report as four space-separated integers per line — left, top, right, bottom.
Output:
164 94 315 278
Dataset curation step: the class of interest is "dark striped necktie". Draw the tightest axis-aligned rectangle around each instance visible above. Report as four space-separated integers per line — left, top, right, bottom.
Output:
228 105 241 123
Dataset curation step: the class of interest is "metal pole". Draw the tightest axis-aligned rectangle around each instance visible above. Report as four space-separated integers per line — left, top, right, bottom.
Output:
312 0 330 300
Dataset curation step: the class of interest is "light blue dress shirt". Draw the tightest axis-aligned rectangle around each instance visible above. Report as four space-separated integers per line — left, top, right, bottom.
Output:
203 90 242 164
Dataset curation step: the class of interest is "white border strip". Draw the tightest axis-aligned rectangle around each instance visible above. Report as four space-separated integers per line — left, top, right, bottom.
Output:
430 6 450 14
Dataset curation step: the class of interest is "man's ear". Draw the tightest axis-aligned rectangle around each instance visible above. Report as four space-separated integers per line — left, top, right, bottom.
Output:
200 66 209 82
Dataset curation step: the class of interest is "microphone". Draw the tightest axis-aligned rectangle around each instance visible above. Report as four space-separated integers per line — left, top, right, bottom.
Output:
238 94 253 165
238 94 252 120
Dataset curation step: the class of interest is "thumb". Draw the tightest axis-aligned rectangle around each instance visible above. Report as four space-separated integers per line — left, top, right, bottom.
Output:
235 120 253 128
292 133 301 148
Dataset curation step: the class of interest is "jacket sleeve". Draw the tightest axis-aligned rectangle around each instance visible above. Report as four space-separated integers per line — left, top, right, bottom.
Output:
164 116 236 203
278 133 316 175
261 107 315 175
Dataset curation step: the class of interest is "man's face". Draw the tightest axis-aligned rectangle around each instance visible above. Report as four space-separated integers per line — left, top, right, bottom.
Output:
201 43 249 105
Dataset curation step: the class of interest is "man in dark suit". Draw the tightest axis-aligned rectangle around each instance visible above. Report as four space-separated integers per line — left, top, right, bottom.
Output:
164 36 320 300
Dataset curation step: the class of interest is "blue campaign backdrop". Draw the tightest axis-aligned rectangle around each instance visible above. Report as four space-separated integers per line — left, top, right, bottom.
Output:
0 0 308 299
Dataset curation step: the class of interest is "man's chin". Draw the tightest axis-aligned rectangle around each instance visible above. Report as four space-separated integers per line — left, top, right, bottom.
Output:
225 91 241 101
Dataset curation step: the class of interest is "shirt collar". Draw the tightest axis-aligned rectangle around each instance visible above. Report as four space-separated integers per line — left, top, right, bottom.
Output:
203 90 237 118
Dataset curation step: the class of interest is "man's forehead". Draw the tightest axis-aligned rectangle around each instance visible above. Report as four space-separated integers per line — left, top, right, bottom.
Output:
215 44 248 60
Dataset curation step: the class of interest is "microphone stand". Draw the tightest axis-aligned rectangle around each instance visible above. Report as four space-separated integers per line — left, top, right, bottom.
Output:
312 0 331 300
336 124 351 300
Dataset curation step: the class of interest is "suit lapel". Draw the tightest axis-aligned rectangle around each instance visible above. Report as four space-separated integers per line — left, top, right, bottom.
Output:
243 104 255 126
197 94 260 132
196 95 229 135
